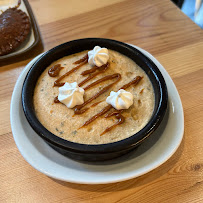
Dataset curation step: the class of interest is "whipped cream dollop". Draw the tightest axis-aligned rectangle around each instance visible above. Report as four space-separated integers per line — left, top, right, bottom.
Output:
88 46 109 67
106 89 134 110
58 82 85 108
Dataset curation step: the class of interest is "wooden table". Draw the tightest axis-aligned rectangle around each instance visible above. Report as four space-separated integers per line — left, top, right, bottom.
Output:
1 0 203 202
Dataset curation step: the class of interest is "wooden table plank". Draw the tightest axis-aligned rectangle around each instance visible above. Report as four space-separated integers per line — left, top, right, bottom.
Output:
33 0 203 55
30 0 125 25
0 0 203 202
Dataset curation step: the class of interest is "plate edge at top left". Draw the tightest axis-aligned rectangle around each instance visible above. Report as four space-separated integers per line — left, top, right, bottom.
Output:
0 0 43 63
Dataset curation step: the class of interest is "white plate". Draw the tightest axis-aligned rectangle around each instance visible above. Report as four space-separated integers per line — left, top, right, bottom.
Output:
10 45 184 184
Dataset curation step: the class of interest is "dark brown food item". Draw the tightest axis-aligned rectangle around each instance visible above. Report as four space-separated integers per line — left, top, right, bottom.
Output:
0 7 31 56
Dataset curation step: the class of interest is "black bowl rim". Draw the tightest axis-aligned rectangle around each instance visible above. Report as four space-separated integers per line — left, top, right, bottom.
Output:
22 38 168 153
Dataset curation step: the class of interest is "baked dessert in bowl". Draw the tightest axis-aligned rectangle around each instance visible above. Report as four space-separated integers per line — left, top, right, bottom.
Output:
22 38 168 161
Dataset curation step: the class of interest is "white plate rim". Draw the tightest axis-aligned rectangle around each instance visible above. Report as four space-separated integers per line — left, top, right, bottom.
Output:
10 44 184 184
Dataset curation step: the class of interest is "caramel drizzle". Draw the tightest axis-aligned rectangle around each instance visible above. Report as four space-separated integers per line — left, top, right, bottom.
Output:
48 53 143 136
74 73 121 114
73 54 88 64
120 76 143 90
52 62 115 114
78 104 112 129
54 96 60 103
54 56 88 87
90 101 102 107
78 63 109 87
100 113 125 136
48 64 64 77
100 110 124 136
81 76 143 129
81 66 97 76
83 73 120 91
51 55 119 115
140 88 144 94
105 110 124 117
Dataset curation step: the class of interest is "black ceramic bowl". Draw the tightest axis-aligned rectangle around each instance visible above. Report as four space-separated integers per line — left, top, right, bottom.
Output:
22 38 168 162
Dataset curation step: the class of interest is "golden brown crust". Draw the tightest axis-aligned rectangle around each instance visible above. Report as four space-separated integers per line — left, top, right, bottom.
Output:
0 7 31 56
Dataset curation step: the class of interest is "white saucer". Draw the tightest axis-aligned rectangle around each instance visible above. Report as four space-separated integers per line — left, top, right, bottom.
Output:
10 45 184 184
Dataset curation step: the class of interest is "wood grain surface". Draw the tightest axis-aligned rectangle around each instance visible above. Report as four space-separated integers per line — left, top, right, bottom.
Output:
0 0 203 202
